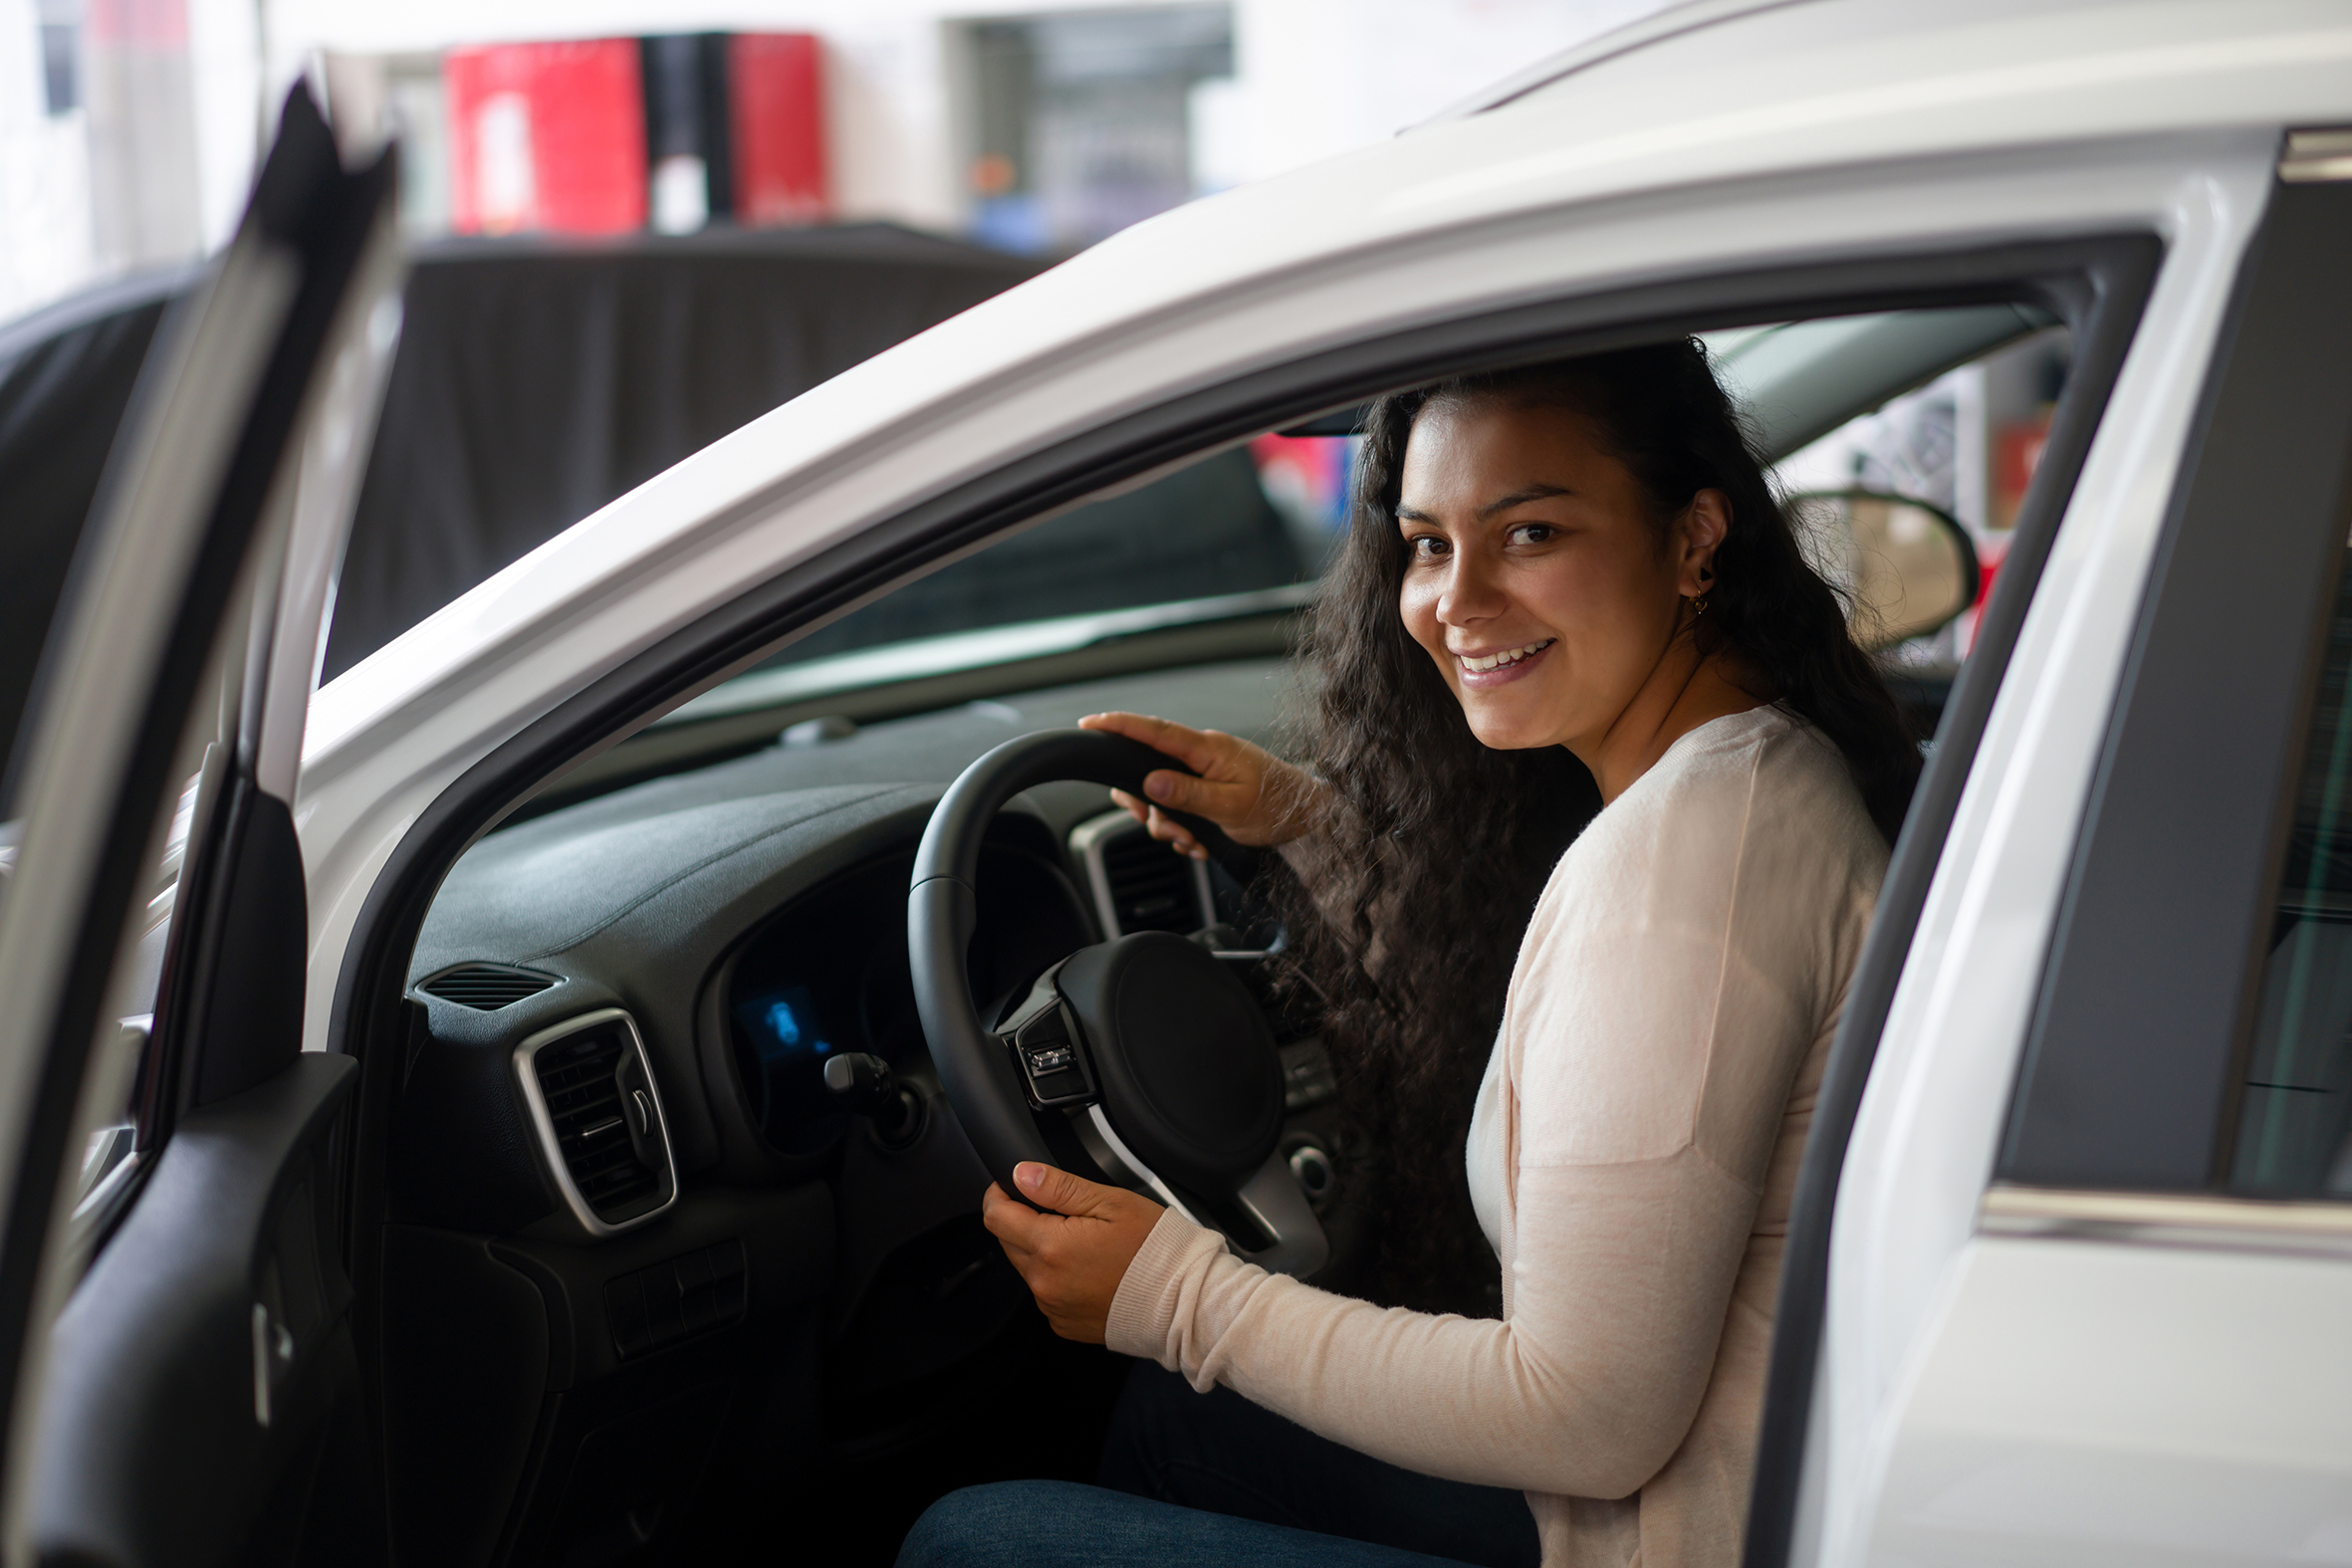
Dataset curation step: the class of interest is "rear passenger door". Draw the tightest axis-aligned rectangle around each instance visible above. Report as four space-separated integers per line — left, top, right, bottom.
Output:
1857 144 2352 1567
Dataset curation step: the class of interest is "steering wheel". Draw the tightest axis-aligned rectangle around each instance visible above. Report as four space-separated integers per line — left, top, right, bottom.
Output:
908 729 1328 1277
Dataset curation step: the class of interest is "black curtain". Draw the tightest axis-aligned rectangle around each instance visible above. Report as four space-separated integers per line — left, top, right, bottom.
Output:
325 224 1040 679
0 228 1038 800
0 266 197 808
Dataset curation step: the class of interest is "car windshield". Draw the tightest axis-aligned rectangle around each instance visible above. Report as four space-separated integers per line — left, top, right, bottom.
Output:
664 307 2067 738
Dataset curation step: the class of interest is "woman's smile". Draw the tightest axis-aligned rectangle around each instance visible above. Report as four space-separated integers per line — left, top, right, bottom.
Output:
1454 637 1556 684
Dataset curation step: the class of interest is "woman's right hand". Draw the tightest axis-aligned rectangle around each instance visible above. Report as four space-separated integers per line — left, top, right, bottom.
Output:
1077 712 1326 859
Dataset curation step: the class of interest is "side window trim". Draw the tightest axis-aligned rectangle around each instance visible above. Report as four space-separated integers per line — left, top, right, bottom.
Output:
2000 173 2352 1192
1740 236 2161 1568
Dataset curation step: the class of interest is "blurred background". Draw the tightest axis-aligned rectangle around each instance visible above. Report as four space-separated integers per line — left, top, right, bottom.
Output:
0 0 1680 307
0 0 2061 714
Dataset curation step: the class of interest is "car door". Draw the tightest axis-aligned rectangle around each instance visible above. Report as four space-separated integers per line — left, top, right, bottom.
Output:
1746 135 2352 1568
0 91 403 1568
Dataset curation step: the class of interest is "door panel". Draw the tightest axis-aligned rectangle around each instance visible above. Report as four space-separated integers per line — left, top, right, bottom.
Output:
1807 148 2352 1568
36 1055 362 1567
0 88 404 1567
1870 1233 2352 1568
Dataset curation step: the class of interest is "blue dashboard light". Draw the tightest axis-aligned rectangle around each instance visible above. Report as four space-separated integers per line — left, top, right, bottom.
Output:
766 1000 803 1047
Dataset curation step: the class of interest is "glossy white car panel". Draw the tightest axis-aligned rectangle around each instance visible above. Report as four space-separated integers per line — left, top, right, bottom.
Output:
1870 1235 2352 1566
1804 142 2284 1568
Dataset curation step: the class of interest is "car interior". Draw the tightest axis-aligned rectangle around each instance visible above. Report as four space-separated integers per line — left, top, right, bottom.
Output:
306 304 2065 1565
28 216 2104 1564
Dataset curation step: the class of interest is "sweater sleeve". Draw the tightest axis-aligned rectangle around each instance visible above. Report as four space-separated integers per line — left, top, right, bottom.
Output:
1104 1146 1762 1497
1103 725 1858 1500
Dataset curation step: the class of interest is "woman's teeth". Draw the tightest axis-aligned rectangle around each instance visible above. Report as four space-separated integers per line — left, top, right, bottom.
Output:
1461 639 1553 673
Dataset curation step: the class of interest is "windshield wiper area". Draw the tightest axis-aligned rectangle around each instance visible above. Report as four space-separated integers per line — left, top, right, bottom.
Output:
517 582 1317 820
657 581 1317 733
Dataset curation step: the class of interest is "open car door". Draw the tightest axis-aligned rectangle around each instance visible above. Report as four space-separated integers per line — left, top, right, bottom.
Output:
0 91 402 1567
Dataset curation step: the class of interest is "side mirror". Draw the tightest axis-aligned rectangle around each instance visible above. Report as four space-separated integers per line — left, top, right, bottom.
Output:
1785 490 1981 652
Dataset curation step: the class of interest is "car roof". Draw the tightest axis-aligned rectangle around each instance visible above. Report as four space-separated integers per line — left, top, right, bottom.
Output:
1420 0 1821 123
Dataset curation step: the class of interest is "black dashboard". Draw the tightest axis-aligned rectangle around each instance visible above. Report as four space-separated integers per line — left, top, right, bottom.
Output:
381 657 1330 1559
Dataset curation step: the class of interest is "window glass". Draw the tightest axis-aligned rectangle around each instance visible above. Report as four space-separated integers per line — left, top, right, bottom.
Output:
2234 549 2352 1196
753 435 1352 675
596 304 2068 820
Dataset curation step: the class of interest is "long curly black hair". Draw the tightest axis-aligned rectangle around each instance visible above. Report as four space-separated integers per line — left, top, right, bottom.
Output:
1273 337 1919 1317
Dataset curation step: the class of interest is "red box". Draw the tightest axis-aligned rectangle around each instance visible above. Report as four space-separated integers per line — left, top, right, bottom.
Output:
446 40 646 236
730 34 829 226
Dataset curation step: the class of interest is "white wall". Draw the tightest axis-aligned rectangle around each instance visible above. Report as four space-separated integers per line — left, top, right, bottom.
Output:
1 0 1668 327
0 0 92 325
261 0 1670 231
187 0 263 252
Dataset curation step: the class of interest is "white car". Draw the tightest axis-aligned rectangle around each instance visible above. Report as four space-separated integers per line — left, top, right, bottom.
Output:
4 3 2350 1564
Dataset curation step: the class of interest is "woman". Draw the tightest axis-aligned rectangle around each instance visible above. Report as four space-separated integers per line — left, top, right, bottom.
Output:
903 339 1915 1568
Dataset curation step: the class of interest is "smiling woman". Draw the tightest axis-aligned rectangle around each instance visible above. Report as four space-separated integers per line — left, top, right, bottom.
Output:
922 338 1915 1568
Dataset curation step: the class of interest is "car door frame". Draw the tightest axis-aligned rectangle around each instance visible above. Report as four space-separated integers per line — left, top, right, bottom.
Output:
318 228 2158 1552
1785 147 2352 1568
0 91 404 1566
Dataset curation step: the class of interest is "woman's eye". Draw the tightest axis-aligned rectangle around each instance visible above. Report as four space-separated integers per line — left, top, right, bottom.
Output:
1407 535 1449 560
1509 523 1556 546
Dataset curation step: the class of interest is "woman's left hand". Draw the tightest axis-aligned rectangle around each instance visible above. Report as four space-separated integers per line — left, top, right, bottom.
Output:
982 1162 1164 1343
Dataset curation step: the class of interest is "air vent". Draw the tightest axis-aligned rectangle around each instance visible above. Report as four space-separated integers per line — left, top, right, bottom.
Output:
419 963 559 1009
1098 825 1209 935
516 1011 675 1233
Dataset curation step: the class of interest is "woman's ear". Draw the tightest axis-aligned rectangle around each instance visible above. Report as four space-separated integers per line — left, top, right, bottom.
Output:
1678 489 1732 595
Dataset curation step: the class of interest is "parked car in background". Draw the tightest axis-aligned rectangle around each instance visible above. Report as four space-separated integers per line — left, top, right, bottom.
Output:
2 4 2350 1566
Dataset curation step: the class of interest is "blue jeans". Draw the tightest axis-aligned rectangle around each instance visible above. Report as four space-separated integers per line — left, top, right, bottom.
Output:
898 1363 1540 1568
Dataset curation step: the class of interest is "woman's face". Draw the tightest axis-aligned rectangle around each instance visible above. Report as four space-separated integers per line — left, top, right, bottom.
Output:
1396 396 1722 756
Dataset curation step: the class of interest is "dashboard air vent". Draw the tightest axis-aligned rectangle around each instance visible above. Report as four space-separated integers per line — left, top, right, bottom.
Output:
1099 827 1207 935
420 963 559 1010
532 1024 661 1220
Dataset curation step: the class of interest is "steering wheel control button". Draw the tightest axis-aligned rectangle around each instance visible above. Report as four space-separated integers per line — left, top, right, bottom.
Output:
603 1239 750 1362
1010 1004 1095 1108
1058 930 1284 1198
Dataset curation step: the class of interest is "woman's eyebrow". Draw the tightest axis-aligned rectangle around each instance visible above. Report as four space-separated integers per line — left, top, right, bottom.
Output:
1477 484 1571 520
1395 504 1438 524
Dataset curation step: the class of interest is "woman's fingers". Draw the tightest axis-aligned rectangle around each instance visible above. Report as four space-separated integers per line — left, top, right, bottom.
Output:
1146 807 1205 860
1109 789 1205 859
1080 711 1231 777
980 1165 1165 1345
1085 711 1299 850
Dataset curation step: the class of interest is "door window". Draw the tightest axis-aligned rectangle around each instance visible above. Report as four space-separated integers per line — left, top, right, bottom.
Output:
1998 174 2352 1194
2234 547 2352 1196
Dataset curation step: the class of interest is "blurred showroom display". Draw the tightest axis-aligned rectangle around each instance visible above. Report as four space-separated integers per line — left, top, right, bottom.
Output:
0 1 1670 326
435 33 828 238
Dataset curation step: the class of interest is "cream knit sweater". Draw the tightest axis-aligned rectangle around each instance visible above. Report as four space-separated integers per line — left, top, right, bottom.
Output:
1104 706 1887 1568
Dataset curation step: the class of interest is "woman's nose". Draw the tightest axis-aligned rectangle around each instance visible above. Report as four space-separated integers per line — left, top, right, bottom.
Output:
1437 554 1507 625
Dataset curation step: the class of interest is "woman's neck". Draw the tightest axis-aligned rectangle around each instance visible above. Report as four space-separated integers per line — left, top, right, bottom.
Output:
1574 640 1770 805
